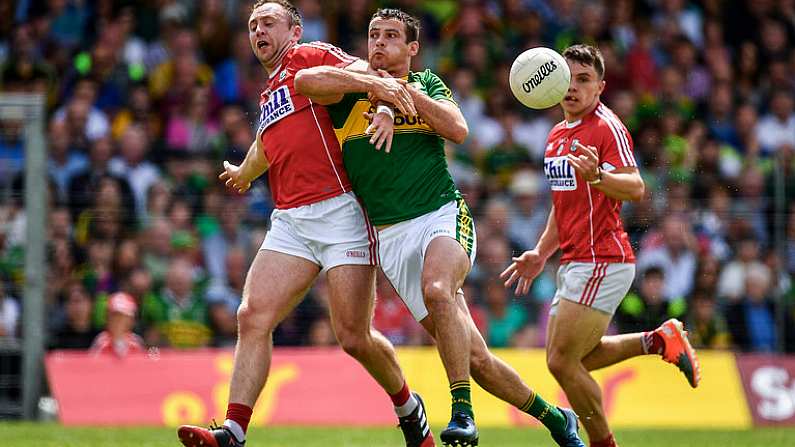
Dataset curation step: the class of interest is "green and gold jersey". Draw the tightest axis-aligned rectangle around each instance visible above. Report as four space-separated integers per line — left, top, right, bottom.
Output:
327 69 460 226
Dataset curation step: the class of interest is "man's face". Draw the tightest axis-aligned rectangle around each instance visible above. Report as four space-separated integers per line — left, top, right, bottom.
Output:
561 60 604 116
248 3 301 67
368 18 417 72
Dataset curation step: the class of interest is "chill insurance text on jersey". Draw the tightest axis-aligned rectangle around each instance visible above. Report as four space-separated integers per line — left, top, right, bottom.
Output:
542 102 637 264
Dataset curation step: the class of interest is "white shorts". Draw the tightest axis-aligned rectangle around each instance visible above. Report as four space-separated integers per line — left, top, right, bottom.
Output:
378 199 476 321
550 262 635 316
260 192 377 269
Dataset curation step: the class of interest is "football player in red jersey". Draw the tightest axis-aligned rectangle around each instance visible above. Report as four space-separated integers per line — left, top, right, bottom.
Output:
178 2 433 447
502 45 701 447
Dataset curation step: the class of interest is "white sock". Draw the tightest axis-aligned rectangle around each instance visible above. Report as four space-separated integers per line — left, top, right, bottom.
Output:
223 419 246 442
394 393 419 417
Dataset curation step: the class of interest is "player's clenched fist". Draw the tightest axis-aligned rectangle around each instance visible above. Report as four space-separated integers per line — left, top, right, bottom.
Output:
368 76 416 117
500 249 546 295
219 160 252 194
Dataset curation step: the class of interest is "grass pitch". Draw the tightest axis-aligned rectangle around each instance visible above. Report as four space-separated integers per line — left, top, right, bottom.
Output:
3 423 795 446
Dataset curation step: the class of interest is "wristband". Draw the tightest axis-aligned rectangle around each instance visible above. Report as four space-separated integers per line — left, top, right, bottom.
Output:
587 167 602 185
376 104 395 119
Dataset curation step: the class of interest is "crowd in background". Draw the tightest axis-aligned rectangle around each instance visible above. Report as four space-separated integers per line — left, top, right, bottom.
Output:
1 0 794 355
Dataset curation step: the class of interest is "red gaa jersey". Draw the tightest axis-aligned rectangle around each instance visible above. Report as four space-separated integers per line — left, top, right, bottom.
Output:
543 102 637 264
258 42 357 209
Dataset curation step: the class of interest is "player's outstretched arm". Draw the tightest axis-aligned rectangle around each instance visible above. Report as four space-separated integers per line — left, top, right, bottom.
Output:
219 140 269 194
407 85 468 144
500 207 559 295
294 67 416 115
568 142 645 201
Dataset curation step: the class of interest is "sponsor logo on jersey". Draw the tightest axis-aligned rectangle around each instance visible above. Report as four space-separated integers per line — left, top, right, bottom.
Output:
346 250 367 258
367 105 428 128
522 60 558 93
544 156 577 191
258 85 294 133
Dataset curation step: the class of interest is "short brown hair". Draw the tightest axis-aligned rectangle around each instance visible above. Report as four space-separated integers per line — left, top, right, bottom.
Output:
563 44 605 79
252 0 302 28
371 8 420 43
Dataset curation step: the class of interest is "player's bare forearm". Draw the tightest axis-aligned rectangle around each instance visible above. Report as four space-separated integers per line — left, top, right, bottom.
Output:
592 168 645 202
535 207 560 259
239 140 269 181
294 66 374 105
409 89 468 144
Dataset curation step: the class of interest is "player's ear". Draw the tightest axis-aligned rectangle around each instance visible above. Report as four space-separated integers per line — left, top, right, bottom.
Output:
408 41 419 57
598 79 606 95
292 25 303 43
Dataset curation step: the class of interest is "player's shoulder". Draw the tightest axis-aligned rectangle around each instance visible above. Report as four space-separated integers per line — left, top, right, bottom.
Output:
293 41 350 60
591 102 629 133
294 41 341 53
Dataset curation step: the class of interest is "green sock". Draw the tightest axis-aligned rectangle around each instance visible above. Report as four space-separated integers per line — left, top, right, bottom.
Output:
520 391 567 434
450 380 474 418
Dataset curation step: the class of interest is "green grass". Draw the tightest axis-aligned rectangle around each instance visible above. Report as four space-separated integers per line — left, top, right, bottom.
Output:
2 423 795 446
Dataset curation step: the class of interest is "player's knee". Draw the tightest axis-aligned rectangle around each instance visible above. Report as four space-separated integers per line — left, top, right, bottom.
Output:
336 329 370 359
422 281 454 310
236 302 277 337
546 350 575 381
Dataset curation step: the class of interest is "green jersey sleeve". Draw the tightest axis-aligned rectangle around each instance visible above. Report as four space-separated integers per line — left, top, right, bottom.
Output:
419 69 457 105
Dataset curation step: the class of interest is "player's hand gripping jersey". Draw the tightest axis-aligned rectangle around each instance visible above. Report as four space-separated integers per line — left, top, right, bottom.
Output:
543 102 636 264
257 42 357 209
326 69 460 226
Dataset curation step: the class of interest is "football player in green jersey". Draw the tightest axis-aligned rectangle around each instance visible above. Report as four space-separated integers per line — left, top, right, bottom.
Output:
295 8 585 447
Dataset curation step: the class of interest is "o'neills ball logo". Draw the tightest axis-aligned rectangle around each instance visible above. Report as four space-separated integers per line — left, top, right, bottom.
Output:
522 60 558 93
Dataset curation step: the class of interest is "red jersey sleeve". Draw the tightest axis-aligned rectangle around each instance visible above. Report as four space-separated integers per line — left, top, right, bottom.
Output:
292 42 357 70
595 109 636 170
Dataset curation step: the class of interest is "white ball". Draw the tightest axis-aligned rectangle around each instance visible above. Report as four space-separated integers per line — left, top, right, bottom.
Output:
509 47 571 110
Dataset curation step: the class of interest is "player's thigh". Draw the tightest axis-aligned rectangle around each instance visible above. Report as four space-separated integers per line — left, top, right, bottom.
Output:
422 236 471 297
547 299 611 362
242 249 320 324
326 264 377 333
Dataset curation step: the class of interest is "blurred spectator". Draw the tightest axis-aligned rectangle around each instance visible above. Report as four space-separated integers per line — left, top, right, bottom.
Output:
686 291 731 349
53 79 111 144
111 83 161 142
206 248 246 347
615 266 685 334
90 292 145 357
372 270 422 346
507 169 547 250
47 118 87 202
165 85 220 154
717 238 763 301
0 278 19 338
756 91 795 155
109 125 161 220
726 263 778 352
202 197 253 285
50 282 98 349
483 278 526 348
637 214 697 300
195 0 232 66
68 137 135 219
141 258 211 348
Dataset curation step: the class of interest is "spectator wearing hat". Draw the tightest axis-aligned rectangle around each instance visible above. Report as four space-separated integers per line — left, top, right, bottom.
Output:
90 292 145 357
507 169 548 251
